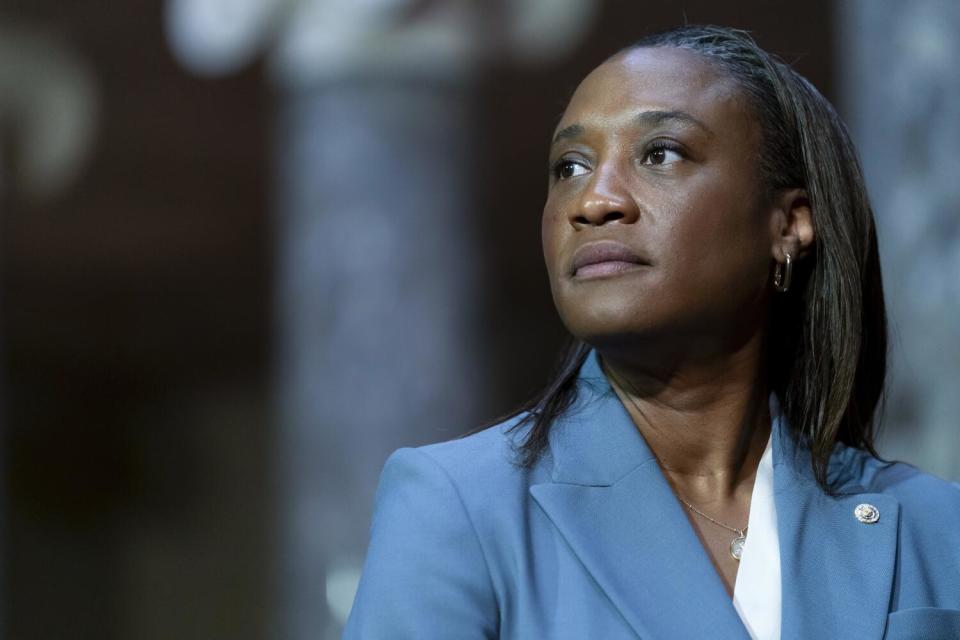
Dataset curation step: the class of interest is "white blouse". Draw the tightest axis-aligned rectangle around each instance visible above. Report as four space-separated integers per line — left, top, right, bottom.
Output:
732 396 782 639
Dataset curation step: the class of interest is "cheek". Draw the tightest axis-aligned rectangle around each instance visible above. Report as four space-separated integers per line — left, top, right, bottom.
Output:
659 186 770 297
540 199 566 277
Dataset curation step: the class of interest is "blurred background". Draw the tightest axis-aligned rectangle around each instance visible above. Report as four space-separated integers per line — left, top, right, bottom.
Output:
1 0 958 638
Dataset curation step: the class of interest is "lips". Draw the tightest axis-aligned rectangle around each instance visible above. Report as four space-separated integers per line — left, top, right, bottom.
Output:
570 240 650 278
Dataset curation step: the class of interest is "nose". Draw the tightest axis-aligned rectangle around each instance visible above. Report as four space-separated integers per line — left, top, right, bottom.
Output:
570 164 640 228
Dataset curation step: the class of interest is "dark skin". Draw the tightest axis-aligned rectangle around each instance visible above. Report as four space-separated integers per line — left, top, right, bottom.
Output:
542 47 815 595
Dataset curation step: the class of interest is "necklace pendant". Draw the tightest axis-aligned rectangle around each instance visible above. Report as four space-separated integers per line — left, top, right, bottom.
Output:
729 534 746 561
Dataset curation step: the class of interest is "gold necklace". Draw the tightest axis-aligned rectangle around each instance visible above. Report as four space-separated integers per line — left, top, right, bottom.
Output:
604 362 749 561
676 495 748 561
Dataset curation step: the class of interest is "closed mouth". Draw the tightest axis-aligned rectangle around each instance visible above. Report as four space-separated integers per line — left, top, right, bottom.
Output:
570 240 651 278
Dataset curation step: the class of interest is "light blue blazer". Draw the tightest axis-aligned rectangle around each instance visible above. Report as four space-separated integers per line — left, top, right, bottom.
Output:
344 349 960 639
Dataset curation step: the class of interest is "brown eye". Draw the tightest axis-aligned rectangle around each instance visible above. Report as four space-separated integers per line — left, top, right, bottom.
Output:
641 143 683 166
554 159 589 180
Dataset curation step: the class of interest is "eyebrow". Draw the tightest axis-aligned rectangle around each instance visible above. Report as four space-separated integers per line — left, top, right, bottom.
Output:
551 109 713 146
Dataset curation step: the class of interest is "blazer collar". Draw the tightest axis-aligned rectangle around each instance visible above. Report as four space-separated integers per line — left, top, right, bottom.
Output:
530 348 899 639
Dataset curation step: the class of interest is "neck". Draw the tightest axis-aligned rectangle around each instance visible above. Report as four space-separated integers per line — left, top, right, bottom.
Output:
598 332 771 500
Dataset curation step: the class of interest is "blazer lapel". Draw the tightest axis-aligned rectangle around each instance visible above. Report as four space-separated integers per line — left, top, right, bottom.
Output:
772 409 900 640
529 349 751 639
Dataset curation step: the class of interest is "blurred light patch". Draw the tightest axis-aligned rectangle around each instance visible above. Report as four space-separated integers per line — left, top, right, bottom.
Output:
0 26 99 203
165 0 284 76
899 5 951 68
504 0 601 65
325 561 361 626
166 0 599 85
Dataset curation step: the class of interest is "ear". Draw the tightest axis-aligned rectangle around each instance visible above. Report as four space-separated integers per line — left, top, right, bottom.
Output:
769 188 814 262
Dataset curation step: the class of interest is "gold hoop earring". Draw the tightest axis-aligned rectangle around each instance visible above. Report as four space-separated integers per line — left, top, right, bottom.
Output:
773 252 793 293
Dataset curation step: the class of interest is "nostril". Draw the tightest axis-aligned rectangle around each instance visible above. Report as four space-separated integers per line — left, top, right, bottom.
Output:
574 210 626 226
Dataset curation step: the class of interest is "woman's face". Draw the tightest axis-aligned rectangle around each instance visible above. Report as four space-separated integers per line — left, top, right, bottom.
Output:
542 46 777 355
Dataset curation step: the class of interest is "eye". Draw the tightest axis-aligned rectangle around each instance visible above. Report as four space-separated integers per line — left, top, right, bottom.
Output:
641 142 684 166
553 159 590 181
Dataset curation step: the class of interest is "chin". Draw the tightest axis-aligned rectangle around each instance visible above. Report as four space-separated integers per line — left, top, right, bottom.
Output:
556 302 659 346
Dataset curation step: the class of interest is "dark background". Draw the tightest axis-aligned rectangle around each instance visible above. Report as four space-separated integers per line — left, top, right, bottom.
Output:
2 2 833 638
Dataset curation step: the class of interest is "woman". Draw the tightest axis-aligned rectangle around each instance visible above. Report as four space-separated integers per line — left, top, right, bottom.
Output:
343 25 960 639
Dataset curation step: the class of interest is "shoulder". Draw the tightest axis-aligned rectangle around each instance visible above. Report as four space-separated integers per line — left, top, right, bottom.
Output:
370 410 546 540
396 413 549 494
833 443 960 531
371 411 551 563
345 418 535 638
345 414 540 637
835 443 959 501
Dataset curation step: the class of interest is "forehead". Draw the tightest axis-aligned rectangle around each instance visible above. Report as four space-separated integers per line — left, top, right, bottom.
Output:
558 47 751 134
